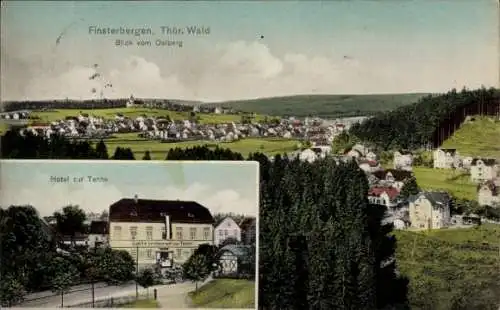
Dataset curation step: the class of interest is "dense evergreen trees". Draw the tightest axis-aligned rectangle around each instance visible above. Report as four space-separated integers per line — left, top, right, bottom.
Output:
350 87 500 150
1 131 410 309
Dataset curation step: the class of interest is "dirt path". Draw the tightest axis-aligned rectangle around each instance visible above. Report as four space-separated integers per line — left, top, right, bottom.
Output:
155 282 196 309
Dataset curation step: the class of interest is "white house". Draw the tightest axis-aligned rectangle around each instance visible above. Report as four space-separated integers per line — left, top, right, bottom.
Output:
359 160 382 174
298 149 318 163
408 191 451 230
470 158 499 183
477 180 500 207
433 149 460 169
214 217 241 246
393 151 413 171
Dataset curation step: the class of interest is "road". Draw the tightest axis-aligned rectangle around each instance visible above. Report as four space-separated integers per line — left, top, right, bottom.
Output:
155 282 197 308
17 282 138 307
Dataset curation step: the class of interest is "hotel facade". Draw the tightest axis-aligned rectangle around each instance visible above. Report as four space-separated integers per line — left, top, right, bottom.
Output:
108 196 215 270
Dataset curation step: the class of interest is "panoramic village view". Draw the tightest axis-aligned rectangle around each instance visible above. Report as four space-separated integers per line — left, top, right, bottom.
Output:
1 1 500 309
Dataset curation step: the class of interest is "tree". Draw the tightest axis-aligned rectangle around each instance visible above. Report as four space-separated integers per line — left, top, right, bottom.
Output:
219 237 240 247
95 140 109 159
182 244 219 291
50 257 79 307
398 176 420 200
0 275 26 307
54 205 87 246
142 150 151 160
95 248 135 285
0 205 56 292
136 268 155 297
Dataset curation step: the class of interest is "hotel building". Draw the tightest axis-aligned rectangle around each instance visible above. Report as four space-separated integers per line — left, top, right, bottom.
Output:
108 196 215 270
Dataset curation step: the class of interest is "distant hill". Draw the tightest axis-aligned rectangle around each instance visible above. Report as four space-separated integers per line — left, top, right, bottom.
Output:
441 116 500 159
209 93 430 118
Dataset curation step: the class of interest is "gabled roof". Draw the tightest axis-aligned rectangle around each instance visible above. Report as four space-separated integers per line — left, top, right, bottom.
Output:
218 244 253 263
109 198 214 224
471 158 498 166
89 220 108 235
409 191 451 207
214 216 239 229
477 180 499 196
438 148 457 154
368 187 400 201
239 217 256 230
372 169 413 182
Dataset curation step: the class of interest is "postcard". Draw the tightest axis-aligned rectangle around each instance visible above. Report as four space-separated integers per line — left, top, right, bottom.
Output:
0 160 258 309
2 1 500 310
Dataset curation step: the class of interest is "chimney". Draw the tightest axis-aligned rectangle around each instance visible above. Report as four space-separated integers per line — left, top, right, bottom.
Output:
134 194 139 203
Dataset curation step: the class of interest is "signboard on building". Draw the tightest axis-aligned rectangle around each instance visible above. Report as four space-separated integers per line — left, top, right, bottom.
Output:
131 240 199 248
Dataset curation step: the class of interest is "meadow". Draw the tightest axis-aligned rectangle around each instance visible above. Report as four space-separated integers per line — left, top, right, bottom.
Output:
394 224 500 309
216 93 430 118
441 116 500 159
412 167 477 201
188 279 255 308
101 133 299 159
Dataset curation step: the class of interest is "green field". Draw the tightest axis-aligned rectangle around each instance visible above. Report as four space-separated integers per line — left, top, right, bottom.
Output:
394 224 500 309
216 93 430 118
413 167 477 201
101 133 299 159
188 279 255 308
441 116 500 159
28 107 266 125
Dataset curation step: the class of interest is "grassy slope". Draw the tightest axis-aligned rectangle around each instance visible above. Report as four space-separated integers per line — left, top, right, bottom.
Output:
441 116 500 159
413 167 477 201
188 279 255 308
394 224 500 309
101 133 299 160
216 93 429 118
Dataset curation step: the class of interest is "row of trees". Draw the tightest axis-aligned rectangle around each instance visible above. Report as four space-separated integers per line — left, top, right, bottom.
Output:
349 87 499 151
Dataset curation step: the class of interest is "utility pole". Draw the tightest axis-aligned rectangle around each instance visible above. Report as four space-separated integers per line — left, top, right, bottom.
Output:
136 246 139 299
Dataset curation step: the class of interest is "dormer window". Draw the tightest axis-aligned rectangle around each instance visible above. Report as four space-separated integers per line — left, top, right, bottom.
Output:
130 211 137 216
188 213 194 218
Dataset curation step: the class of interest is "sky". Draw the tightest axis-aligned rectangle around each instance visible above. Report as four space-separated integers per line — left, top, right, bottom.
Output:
0 160 259 217
1 0 498 102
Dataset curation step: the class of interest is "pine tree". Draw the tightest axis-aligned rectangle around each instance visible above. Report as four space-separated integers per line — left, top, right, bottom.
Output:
142 151 151 160
399 176 420 200
95 140 108 159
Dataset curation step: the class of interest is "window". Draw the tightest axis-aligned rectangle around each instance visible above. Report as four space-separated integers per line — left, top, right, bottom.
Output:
130 226 137 240
227 221 231 227
131 248 137 259
146 226 153 240
233 229 237 237
190 228 196 240
218 230 223 237
177 249 182 258
113 226 122 240
203 228 210 240
224 229 228 237
146 249 153 258
161 227 167 240
176 227 183 240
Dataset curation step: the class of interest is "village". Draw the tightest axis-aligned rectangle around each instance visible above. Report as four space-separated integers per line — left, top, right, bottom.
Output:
290 143 500 231
0 97 365 145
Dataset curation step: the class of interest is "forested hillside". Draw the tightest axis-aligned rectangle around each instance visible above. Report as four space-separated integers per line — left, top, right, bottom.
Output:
349 88 500 151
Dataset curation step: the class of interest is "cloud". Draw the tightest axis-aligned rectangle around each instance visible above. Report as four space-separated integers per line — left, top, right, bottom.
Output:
1 39 496 101
0 180 257 218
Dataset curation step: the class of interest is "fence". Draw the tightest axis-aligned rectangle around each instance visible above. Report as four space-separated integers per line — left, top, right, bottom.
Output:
67 289 155 308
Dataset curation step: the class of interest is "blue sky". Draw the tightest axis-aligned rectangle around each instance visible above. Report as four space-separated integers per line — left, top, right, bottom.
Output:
0 160 258 217
1 1 498 101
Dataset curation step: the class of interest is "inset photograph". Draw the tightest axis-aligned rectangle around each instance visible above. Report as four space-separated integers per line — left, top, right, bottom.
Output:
0 160 258 309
